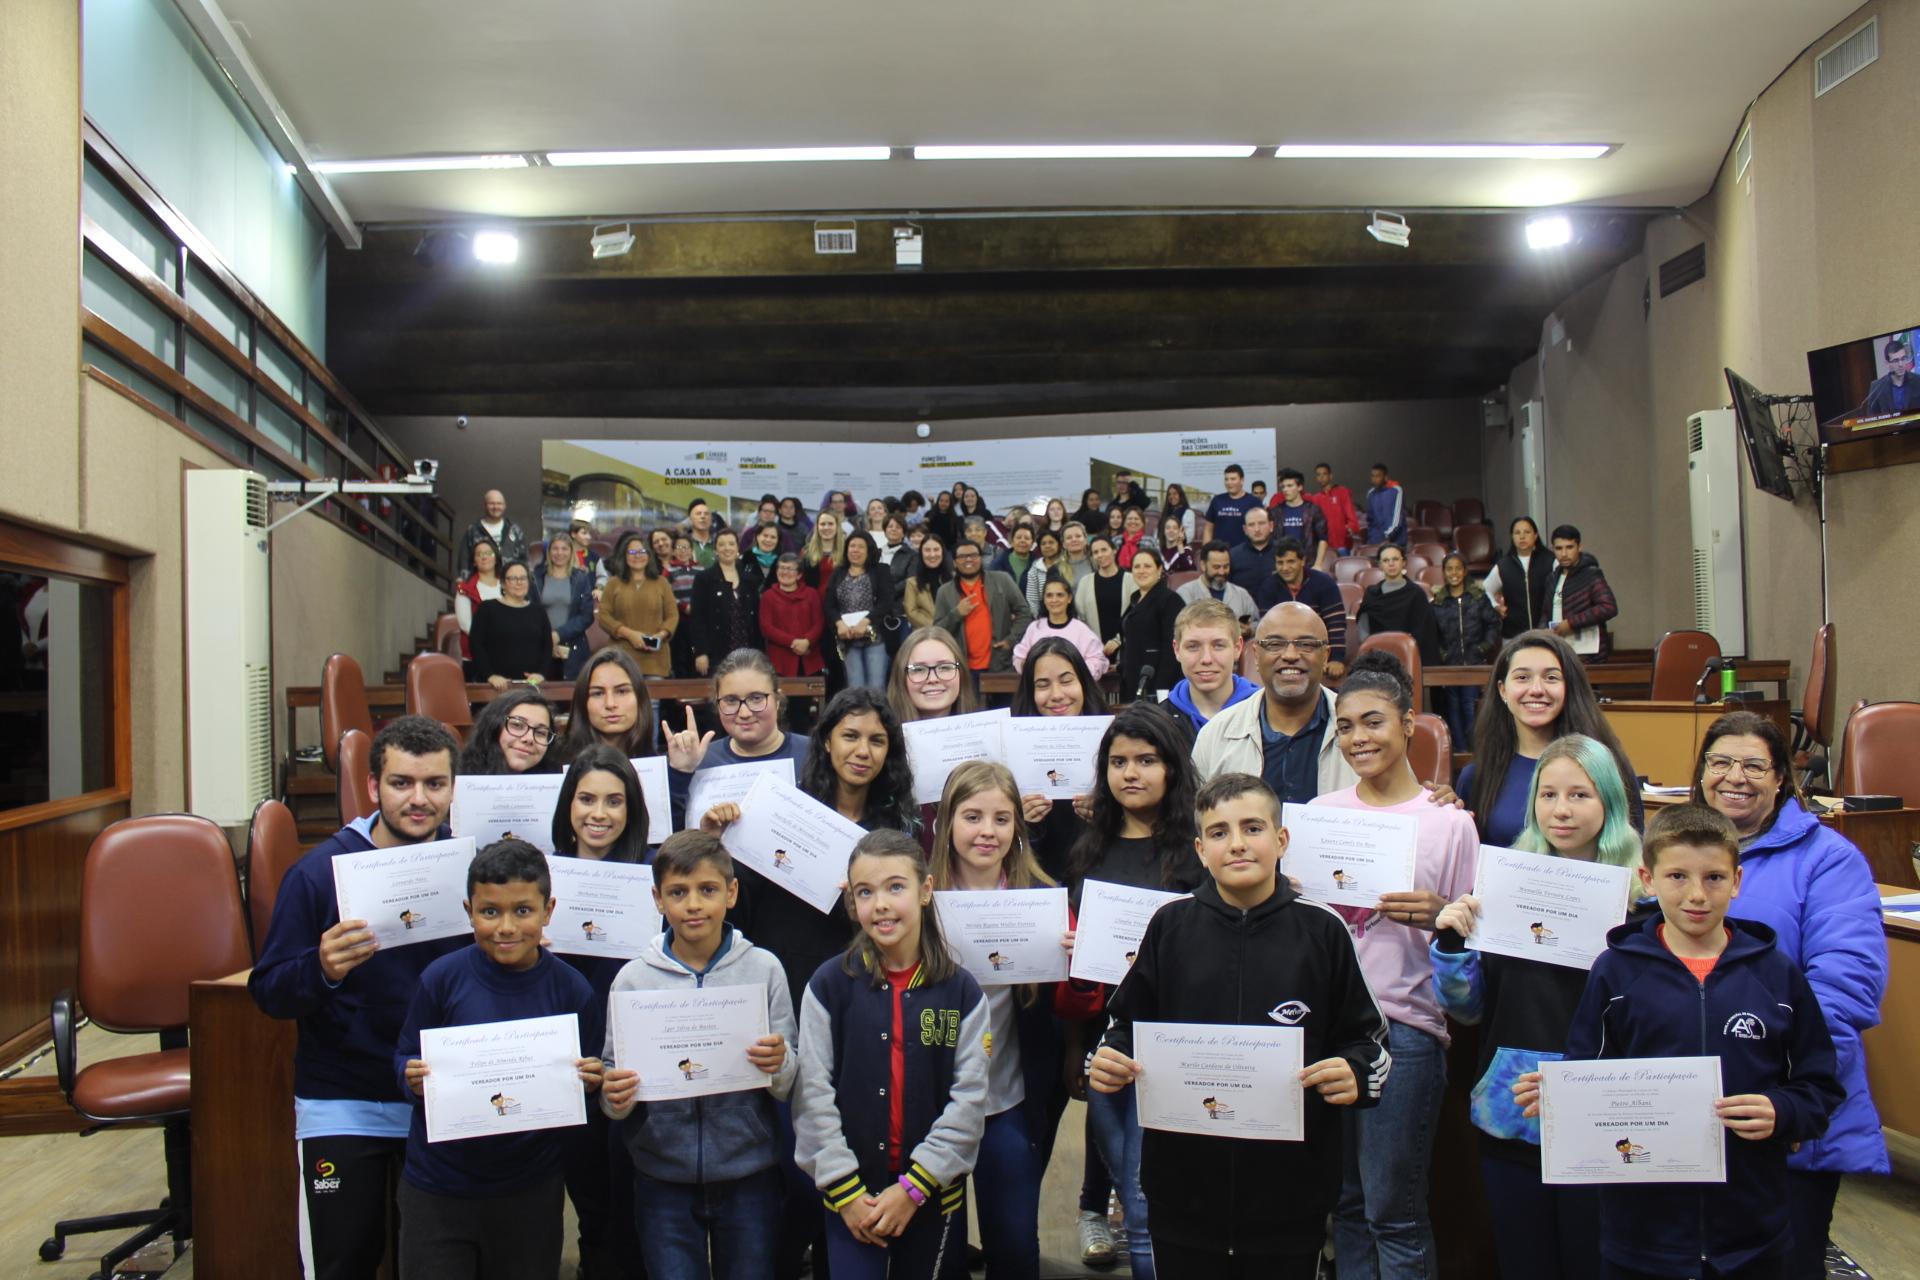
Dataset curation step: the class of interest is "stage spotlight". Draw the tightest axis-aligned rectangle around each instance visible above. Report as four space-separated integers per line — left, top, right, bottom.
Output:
1365 211 1411 247
473 231 519 264
1526 214 1573 249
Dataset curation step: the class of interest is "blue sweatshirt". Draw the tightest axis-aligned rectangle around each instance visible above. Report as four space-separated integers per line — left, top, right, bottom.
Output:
1364 482 1406 546
250 819 465 1115
395 944 595 1198
1566 915 1843 1275
1164 674 1258 735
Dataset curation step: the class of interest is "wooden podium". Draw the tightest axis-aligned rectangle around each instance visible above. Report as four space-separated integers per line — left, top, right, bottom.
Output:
1600 700 1789 787
189 971 299 1278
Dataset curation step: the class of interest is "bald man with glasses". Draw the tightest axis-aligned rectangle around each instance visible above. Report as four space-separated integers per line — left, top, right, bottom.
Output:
1191 602 1357 805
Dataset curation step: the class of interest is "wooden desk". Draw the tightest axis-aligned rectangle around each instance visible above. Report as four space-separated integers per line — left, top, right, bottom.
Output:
1865 888 1920 1138
1828 810 1920 888
1423 657 1791 695
190 971 298 1279
1602 700 1790 786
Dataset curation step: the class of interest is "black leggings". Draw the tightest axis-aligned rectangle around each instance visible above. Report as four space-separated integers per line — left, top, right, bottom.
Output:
298 1134 403 1280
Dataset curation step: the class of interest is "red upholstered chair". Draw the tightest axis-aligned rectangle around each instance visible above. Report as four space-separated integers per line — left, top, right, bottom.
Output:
1339 581 1363 618
1411 713 1453 785
1453 498 1488 527
435 613 463 661
1353 543 1381 559
244 798 301 958
1836 702 1920 804
1412 541 1450 568
1427 505 1456 540
1415 565 1446 591
1407 526 1440 546
405 652 474 741
1790 624 1837 784
1356 629 1424 709
1333 556 1371 584
1165 570 1200 594
320 652 373 772
1356 567 1385 590
1649 630 1723 702
1405 554 1431 576
1455 524 1496 574
336 727 378 825
43 815 252 1275
586 621 612 654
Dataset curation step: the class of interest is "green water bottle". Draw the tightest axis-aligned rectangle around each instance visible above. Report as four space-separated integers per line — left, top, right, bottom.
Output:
1720 664 1737 701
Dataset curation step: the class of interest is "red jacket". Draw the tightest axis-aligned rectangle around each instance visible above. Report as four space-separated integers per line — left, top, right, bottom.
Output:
758 582 825 676
1304 486 1361 552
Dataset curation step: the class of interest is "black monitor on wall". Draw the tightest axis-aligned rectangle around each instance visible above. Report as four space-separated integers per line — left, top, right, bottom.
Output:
1807 325 1920 445
1724 368 1796 501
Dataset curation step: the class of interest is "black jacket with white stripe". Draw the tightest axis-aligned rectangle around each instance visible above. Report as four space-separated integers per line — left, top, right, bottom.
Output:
1102 876 1390 1257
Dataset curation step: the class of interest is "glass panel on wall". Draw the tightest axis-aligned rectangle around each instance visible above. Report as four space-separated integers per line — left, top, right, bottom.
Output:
184 406 254 465
83 339 174 417
258 335 302 400
184 334 247 416
82 253 176 363
186 260 247 350
0 572 115 812
257 397 303 461
81 163 177 289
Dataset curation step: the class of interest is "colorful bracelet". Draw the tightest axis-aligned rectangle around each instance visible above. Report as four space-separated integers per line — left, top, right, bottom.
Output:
897 1175 927 1206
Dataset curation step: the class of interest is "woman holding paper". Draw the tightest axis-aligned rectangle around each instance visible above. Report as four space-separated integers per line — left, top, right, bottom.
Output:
1010 637 1109 883
1310 650 1478 1280
824 531 897 690
1458 630 1642 846
665 648 812 826
1429 734 1643 1280
459 689 560 775
1687 710 1889 1274
1067 704 1207 1280
929 763 1098 1280
548 745 653 1274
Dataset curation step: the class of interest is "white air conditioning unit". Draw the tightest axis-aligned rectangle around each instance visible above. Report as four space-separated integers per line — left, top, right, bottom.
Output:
186 469 273 824
1686 410 1747 657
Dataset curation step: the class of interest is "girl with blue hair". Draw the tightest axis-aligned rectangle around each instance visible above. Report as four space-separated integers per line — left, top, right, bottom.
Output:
1429 733 1643 1280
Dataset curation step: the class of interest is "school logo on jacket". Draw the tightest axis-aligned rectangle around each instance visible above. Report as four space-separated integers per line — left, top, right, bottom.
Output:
311 1158 341 1194
1723 1012 1767 1040
919 1007 960 1048
1268 1000 1310 1026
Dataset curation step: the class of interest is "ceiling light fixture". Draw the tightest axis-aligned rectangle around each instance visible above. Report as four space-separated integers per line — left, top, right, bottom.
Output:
914 144 1256 160
472 231 520 264
590 223 635 259
310 154 530 175
894 222 924 270
1275 143 1612 160
1365 211 1411 248
1525 214 1574 249
546 146 890 167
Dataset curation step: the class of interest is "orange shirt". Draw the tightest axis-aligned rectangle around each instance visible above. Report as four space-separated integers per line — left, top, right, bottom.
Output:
1658 922 1729 984
960 578 992 669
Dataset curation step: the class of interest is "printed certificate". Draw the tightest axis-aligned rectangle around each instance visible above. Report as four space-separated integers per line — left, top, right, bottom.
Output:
331 837 476 949
1540 1056 1726 1184
609 984 772 1102
719 776 864 913
1001 716 1112 800
1467 845 1633 970
902 708 1012 805
548 859 657 960
686 757 798 828
628 756 674 846
450 774 566 852
1133 1021 1305 1141
1068 880 1188 985
420 1013 587 1143
936 888 1071 985
1280 804 1419 908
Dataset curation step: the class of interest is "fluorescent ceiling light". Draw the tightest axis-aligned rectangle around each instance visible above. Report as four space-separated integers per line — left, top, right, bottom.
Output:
547 147 890 167
1274 143 1612 160
1526 214 1574 249
310 154 530 175
472 231 519 264
915 144 1256 160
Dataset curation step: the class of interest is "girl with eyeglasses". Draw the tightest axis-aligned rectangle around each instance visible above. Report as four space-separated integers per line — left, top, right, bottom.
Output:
459 689 560 775
662 647 811 827
1687 711 1888 1272
470 560 551 688
885 626 980 726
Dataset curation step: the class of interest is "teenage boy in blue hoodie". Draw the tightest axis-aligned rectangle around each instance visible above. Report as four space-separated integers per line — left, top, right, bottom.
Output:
1362 462 1407 548
1165 598 1258 734
1517 804 1843 1280
395 840 602 1279
250 714 464 1279
602 831 798 1280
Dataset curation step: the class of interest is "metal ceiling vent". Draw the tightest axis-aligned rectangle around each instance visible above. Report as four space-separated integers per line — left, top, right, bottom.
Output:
1815 17 1878 97
813 221 857 254
1659 243 1707 298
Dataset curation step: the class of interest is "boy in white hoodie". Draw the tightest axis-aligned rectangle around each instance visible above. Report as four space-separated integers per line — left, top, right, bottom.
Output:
602 831 797 1280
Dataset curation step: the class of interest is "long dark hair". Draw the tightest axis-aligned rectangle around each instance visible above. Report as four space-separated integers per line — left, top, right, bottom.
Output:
1688 709 1801 837
566 647 655 760
550 744 648 864
840 828 958 985
460 688 559 774
610 530 660 583
1069 703 1201 888
913 535 953 596
800 687 916 832
1162 483 1190 518
828 531 893 616
1468 629 1638 833
1011 636 1109 718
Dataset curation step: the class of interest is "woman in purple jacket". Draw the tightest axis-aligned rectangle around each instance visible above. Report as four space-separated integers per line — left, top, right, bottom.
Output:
1688 709 1888 1277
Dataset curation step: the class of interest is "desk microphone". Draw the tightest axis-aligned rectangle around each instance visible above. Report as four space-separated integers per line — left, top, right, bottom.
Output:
1135 664 1157 701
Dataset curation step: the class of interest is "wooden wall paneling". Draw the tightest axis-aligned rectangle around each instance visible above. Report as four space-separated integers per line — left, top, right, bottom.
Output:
0 802 127 1052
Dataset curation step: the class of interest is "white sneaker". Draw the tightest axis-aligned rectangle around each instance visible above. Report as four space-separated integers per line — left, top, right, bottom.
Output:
1078 1209 1117 1268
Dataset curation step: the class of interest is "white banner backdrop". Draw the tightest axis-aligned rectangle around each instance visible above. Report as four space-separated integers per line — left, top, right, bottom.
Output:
542 428 1275 532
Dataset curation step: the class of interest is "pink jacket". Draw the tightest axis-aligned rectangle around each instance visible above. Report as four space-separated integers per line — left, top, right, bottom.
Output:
1010 617 1110 680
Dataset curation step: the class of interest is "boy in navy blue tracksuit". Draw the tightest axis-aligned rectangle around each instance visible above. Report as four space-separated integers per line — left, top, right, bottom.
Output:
395 841 604 1279
249 715 465 1280
1521 805 1843 1280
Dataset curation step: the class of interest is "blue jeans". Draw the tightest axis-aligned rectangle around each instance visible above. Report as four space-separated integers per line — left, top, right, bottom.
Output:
1479 1152 1600 1280
972 1108 1042 1280
634 1165 782 1280
823 1191 968 1280
1437 684 1480 756
1332 1020 1447 1280
1086 1084 1153 1279
843 641 889 688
